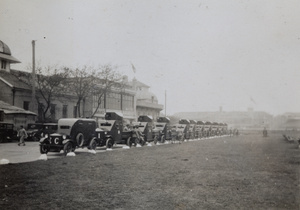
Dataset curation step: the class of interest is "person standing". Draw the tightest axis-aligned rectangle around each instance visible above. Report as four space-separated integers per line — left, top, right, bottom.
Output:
17 125 28 146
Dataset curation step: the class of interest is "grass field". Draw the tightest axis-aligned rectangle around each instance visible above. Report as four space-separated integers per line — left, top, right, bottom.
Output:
0 133 299 209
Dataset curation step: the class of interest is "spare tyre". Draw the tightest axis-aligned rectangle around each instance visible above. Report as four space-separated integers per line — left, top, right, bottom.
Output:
76 133 84 147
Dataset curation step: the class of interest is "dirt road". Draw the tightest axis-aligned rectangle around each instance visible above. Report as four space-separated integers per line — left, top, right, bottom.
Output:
0 132 299 209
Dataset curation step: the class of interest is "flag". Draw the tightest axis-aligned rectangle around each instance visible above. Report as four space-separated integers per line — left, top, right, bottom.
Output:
250 96 256 104
131 63 136 73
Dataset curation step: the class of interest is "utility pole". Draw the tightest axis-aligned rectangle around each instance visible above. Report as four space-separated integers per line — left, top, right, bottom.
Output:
165 90 167 117
31 40 36 112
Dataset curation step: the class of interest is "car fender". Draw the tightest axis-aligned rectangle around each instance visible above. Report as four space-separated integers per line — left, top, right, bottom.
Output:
39 137 50 144
62 139 73 145
104 134 113 140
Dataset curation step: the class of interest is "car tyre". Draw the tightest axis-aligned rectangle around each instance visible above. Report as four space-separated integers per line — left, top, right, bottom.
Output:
106 138 113 148
40 144 49 154
127 137 133 147
160 135 165 143
76 133 84 147
63 142 73 156
89 138 97 150
153 135 158 145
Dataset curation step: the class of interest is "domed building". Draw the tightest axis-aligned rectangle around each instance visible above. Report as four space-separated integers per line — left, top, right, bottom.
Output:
0 40 21 72
131 78 164 121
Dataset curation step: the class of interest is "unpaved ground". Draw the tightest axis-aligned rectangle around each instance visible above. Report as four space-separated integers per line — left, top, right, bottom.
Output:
0 132 299 209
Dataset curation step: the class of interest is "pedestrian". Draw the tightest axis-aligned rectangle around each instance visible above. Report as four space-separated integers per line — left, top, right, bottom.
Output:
263 127 268 137
17 125 28 146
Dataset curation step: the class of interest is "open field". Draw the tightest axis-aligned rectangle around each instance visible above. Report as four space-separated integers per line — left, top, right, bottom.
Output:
0 133 299 209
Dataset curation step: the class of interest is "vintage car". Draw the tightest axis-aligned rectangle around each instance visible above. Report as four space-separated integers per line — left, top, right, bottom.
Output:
153 116 172 144
0 122 17 143
211 122 220 136
40 118 97 155
195 121 205 138
40 123 58 137
89 112 123 150
132 115 154 143
178 119 190 139
26 123 43 141
188 120 197 139
170 124 186 143
203 121 212 137
27 123 58 141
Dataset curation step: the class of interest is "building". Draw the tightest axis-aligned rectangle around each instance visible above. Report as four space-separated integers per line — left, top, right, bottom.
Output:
0 40 21 72
0 100 36 129
0 40 163 124
91 76 136 123
131 78 164 121
174 108 273 130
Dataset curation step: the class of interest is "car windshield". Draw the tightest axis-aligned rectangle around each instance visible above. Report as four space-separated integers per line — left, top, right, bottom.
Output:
156 125 164 128
60 126 70 129
100 122 112 126
43 125 58 130
28 124 42 129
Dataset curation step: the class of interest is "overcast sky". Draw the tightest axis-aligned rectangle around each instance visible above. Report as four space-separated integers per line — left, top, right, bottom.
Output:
1 0 300 116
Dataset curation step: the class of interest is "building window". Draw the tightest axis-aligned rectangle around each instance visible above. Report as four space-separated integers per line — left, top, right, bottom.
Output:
50 104 56 121
1 60 7 69
38 103 44 122
93 94 105 109
122 94 134 111
23 101 30 110
73 106 77 118
62 105 68 118
0 111 4 121
106 92 121 110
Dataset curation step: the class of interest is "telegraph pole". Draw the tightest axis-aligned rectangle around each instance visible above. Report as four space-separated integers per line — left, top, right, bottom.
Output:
165 90 167 116
31 40 36 112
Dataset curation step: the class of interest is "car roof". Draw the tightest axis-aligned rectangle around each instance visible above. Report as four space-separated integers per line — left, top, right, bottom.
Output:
58 118 96 126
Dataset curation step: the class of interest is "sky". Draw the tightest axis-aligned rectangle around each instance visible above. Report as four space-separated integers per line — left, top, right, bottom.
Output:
1 0 300 116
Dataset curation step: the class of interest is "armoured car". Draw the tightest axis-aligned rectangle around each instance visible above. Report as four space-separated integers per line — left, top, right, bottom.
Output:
40 118 97 155
153 116 172 144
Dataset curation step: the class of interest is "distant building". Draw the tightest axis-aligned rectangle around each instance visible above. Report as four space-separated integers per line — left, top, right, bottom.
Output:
174 108 273 130
131 78 164 121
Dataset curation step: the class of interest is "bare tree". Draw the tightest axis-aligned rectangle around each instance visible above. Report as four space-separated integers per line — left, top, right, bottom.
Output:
91 64 123 118
67 66 97 117
35 66 70 121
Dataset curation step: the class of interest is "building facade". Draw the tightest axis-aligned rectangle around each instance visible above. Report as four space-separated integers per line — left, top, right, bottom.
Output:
0 40 163 124
131 78 164 121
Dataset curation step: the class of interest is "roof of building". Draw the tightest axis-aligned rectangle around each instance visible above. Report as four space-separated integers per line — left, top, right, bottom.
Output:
0 69 31 90
0 40 21 63
0 100 37 115
131 78 150 88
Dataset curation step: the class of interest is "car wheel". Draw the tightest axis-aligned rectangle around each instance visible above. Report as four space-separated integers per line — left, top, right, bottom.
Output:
89 138 97 150
63 142 73 156
153 135 158 144
106 138 113 148
40 144 49 154
127 137 132 147
160 135 165 143
76 133 84 147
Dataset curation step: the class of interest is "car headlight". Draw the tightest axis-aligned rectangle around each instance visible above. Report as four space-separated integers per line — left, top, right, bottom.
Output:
105 132 107 135
54 137 59 144
45 134 49 138
62 135 66 140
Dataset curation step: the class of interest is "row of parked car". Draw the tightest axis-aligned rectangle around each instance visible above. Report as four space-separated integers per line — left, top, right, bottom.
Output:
0 112 229 154
38 112 229 155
